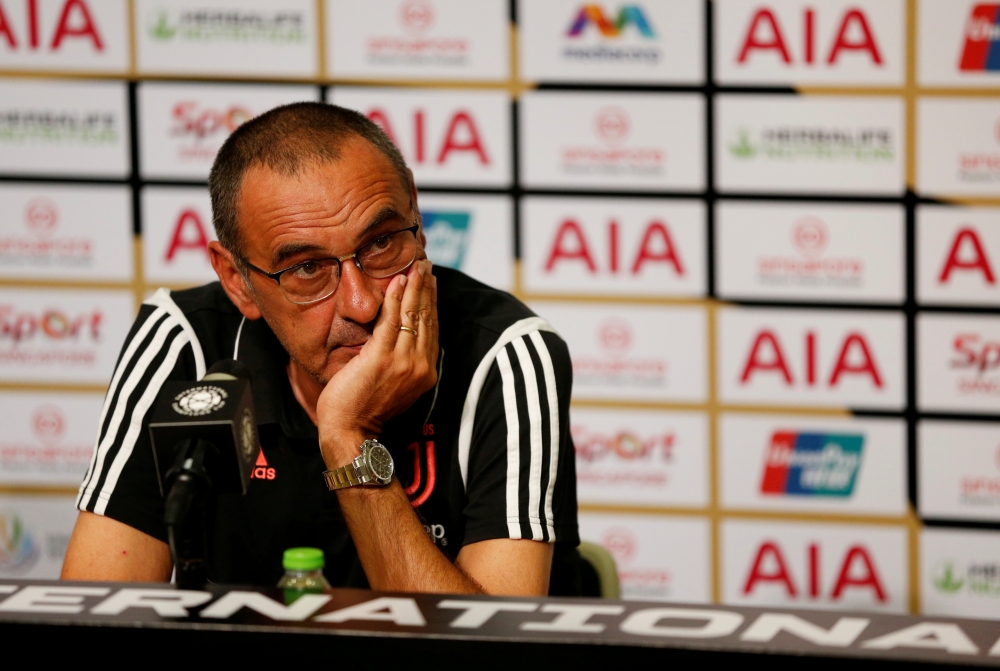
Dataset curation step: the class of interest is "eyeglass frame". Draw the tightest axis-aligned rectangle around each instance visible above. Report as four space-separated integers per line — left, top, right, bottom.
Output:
234 220 421 305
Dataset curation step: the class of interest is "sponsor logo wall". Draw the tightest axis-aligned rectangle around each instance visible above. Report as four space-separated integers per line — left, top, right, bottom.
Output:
0 0 996 609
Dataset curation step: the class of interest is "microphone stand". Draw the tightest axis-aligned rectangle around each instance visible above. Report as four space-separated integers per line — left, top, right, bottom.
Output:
164 438 213 589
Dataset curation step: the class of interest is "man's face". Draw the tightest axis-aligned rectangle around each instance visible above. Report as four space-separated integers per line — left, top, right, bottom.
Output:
235 136 424 385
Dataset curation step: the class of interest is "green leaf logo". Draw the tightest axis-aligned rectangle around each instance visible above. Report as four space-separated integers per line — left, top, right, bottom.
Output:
148 11 176 40
932 560 965 594
729 129 756 158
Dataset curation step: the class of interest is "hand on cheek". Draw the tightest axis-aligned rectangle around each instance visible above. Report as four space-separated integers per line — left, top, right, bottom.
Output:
316 260 439 468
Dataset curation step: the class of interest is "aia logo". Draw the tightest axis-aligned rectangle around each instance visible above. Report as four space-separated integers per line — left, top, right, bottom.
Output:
366 108 490 166
938 227 997 286
32 405 65 444
164 208 212 263
399 0 434 34
594 106 630 145
743 541 887 603
602 527 637 565
24 197 58 238
791 217 828 257
960 4 1000 71
567 5 655 39
736 7 883 66
599 319 632 353
0 0 105 53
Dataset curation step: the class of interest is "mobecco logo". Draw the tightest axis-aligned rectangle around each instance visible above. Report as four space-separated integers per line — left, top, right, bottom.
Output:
760 431 863 497
960 4 1000 72
566 5 655 38
422 211 470 270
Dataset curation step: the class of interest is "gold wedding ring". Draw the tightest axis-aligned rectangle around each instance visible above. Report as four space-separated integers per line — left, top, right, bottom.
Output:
399 326 418 336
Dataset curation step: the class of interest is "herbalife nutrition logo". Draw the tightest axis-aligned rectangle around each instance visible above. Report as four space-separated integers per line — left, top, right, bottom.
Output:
933 559 1000 597
0 110 117 144
148 9 306 44
730 126 894 162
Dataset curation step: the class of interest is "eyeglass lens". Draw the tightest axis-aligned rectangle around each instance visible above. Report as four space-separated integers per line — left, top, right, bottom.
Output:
278 228 418 304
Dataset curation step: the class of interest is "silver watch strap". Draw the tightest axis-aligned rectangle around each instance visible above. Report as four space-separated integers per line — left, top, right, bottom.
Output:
323 458 365 490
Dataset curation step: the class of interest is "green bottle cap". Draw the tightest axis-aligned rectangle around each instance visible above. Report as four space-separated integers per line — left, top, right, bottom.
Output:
283 547 325 572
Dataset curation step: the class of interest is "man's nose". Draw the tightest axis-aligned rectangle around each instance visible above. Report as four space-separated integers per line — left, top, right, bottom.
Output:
334 258 382 324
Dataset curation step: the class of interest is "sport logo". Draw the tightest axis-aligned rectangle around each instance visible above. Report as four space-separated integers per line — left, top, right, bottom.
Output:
172 385 227 417
566 5 655 38
422 211 471 269
960 4 1000 72
760 431 864 497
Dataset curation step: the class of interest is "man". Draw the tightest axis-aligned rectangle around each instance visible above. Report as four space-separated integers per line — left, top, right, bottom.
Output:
62 102 579 595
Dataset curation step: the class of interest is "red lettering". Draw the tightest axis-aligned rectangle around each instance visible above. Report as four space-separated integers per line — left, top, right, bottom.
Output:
737 9 791 63
808 543 820 598
827 9 882 65
828 333 883 388
804 8 814 63
437 111 489 164
0 1 16 48
27 0 38 48
609 221 619 274
545 220 597 273
414 109 425 163
50 0 104 51
743 542 797 597
631 222 684 275
366 108 397 145
805 331 816 386
165 209 211 262
830 545 886 602
740 330 793 384
939 228 996 285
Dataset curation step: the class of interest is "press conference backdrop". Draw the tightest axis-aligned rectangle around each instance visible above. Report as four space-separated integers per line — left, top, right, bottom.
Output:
0 0 998 620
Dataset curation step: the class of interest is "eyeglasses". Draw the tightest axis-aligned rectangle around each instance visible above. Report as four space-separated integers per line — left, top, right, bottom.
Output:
238 223 420 305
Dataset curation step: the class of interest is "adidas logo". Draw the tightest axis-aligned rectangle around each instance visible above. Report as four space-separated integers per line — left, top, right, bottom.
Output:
251 449 276 480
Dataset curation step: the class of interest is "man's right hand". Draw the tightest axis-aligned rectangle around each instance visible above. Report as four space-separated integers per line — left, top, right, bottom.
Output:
315 259 439 471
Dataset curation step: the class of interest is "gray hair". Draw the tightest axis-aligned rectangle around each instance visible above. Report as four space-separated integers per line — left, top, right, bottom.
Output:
207 101 412 265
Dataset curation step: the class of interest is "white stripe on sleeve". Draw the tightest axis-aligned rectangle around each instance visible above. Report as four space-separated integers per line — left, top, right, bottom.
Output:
530 330 560 541
495 346 522 540
512 336 545 540
94 331 191 514
77 314 180 509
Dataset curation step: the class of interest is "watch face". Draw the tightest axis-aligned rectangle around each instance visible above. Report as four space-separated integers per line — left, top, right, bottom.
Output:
366 443 394 482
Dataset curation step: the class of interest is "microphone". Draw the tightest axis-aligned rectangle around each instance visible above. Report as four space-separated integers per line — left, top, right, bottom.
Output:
148 359 260 497
147 359 260 588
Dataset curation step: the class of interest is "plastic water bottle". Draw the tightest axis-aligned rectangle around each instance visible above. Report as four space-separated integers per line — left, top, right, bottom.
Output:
278 547 332 592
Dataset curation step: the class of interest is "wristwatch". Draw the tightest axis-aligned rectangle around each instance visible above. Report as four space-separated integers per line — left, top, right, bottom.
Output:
323 439 395 490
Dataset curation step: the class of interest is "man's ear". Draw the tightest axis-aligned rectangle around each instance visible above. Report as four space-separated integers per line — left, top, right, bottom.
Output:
208 241 262 321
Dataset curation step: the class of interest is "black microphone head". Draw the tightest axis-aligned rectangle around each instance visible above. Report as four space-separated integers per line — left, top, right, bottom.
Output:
203 359 252 384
